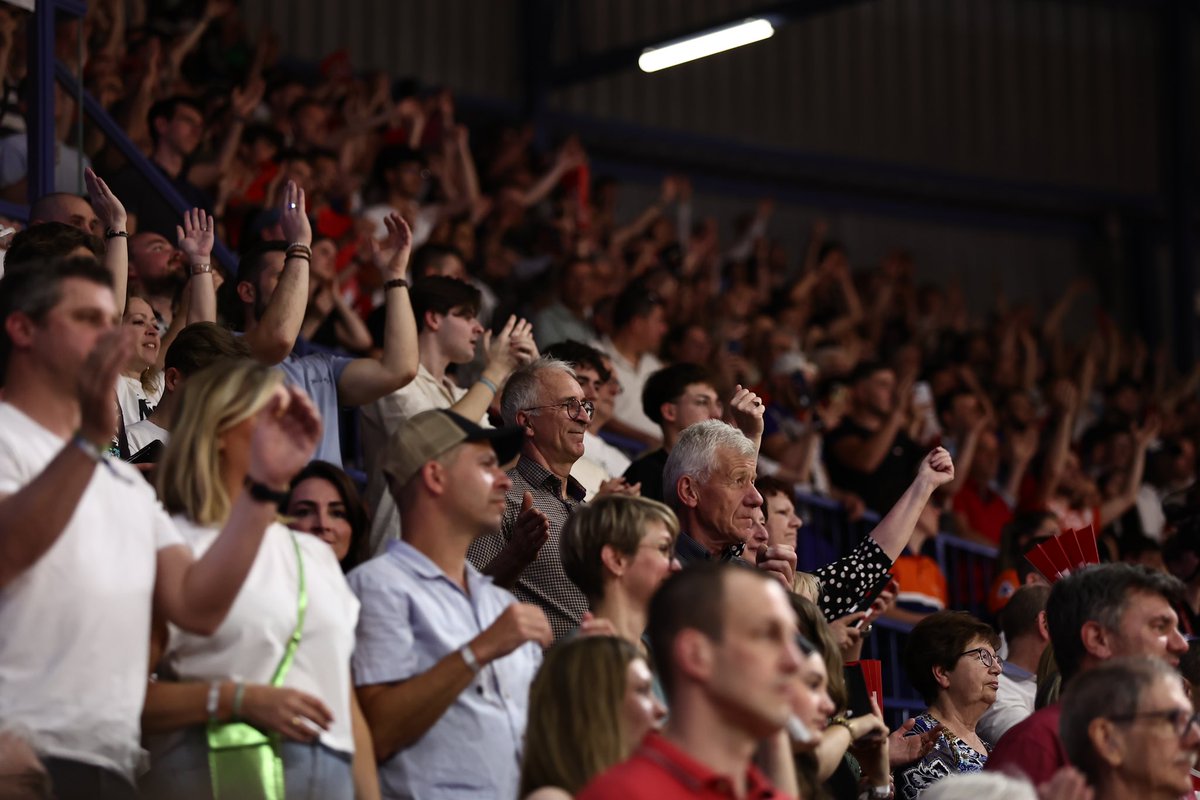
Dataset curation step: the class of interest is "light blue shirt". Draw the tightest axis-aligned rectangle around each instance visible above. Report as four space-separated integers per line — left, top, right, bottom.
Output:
348 540 541 800
278 344 351 467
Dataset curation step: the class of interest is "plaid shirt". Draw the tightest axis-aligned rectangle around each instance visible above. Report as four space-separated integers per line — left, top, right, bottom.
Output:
467 456 588 641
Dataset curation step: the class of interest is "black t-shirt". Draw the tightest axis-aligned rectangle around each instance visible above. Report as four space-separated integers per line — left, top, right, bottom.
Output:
823 418 923 515
624 448 669 503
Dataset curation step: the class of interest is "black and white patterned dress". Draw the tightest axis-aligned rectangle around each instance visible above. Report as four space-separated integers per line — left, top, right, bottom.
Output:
896 712 990 799
813 536 893 620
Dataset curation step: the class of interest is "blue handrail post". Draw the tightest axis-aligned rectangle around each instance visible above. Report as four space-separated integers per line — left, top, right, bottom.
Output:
27 0 57 203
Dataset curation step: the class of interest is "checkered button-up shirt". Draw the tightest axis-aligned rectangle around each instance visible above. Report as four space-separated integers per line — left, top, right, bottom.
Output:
467 456 589 641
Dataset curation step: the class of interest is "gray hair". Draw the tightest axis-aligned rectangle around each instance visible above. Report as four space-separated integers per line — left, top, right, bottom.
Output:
662 419 755 510
1060 656 1181 784
499 356 577 426
921 773 1037 800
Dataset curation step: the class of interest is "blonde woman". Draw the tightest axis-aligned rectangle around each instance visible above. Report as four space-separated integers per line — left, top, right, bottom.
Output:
560 495 681 648
139 360 378 800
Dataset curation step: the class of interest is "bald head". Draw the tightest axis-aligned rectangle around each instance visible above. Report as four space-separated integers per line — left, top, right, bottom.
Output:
29 193 99 237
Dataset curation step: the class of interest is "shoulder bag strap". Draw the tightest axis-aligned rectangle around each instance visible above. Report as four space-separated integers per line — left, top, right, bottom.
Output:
268 532 307 687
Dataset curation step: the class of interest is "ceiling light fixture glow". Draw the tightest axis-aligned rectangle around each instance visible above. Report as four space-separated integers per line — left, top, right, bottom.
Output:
638 18 776 73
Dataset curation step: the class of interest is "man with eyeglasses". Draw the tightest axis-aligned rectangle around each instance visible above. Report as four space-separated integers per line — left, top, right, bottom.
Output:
986 563 1188 785
624 362 726 503
467 357 595 641
1060 656 1200 800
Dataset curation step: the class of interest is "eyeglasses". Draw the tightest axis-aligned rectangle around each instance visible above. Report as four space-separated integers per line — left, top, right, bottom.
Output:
1109 708 1200 738
523 397 595 421
959 648 1003 670
639 541 675 559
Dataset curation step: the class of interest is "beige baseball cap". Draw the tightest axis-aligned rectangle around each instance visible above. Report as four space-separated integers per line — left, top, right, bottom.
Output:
381 409 523 488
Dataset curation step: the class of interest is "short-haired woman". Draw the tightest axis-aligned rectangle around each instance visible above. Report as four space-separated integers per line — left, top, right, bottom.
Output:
560 494 680 647
898 610 1003 797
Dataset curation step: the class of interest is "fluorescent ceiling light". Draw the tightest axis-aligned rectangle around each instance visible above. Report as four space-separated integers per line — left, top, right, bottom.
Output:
639 18 775 73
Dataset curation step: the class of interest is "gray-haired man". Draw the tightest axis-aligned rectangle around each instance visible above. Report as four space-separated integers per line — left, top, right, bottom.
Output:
467 357 593 641
664 419 954 619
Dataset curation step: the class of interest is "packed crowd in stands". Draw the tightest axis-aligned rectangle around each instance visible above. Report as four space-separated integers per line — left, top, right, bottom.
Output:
4 2 1200 799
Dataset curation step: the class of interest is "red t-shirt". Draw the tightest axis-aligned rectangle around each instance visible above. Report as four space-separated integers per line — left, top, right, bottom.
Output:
952 479 1013 546
984 702 1067 785
577 732 794 800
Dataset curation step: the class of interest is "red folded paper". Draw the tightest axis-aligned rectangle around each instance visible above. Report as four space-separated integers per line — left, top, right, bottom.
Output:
1025 526 1101 583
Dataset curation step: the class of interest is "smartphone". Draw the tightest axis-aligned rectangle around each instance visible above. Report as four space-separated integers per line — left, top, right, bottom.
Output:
853 573 894 628
126 439 165 465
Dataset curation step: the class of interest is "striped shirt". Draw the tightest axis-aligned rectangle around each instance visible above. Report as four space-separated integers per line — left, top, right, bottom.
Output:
467 456 588 641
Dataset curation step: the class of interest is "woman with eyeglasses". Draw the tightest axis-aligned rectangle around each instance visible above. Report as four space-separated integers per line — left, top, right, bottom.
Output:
560 494 681 649
897 610 1004 797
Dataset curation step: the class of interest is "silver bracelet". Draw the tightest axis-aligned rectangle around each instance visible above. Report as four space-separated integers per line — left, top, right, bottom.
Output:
206 680 222 722
190 262 212 275
459 644 482 675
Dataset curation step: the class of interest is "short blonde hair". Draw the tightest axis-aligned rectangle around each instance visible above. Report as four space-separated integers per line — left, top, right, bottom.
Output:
157 359 283 526
561 495 679 604
794 571 821 602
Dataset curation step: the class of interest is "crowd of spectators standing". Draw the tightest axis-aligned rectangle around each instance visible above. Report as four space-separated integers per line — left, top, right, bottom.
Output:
4 2 1200 799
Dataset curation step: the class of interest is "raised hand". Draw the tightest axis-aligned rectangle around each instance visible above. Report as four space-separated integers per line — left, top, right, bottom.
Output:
917 447 955 489
597 477 641 497
231 78 265 120
84 167 127 233
1132 414 1161 449
176 208 214 265
508 491 549 565
240 684 333 743
828 612 867 655
471 602 552 662
248 385 322 489
378 212 413 281
78 326 137 447
728 384 765 439
755 543 797 591
888 717 944 767
577 611 618 638
279 180 311 247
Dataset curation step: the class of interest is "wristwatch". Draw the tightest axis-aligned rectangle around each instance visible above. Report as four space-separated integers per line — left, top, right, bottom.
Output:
243 476 289 507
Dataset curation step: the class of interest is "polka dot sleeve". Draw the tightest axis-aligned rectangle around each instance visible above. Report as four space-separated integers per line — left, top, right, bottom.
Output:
812 536 894 621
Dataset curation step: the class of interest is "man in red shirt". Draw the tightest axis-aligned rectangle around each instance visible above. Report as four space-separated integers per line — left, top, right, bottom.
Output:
985 563 1187 785
578 563 800 800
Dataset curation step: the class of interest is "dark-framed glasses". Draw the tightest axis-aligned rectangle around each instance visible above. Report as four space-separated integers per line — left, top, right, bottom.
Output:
523 397 595 421
1109 708 1200 738
959 647 1003 670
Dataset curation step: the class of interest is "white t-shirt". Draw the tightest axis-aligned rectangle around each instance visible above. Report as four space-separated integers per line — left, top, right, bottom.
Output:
596 337 663 440
163 519 360 754
583 431 631 478
0 402 183 778
125 419 170 454
116 373 164 429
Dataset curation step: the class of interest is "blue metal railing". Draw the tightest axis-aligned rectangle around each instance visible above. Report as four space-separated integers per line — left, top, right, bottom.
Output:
794 490 1001 728
22 0 237 273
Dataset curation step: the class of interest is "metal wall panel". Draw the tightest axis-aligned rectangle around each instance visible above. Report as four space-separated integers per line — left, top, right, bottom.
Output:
240 0 520 100
552 0 1162 196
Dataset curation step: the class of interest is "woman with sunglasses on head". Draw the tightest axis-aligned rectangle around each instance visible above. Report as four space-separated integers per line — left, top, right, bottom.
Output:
139 360 378 800
898 610 1004 798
